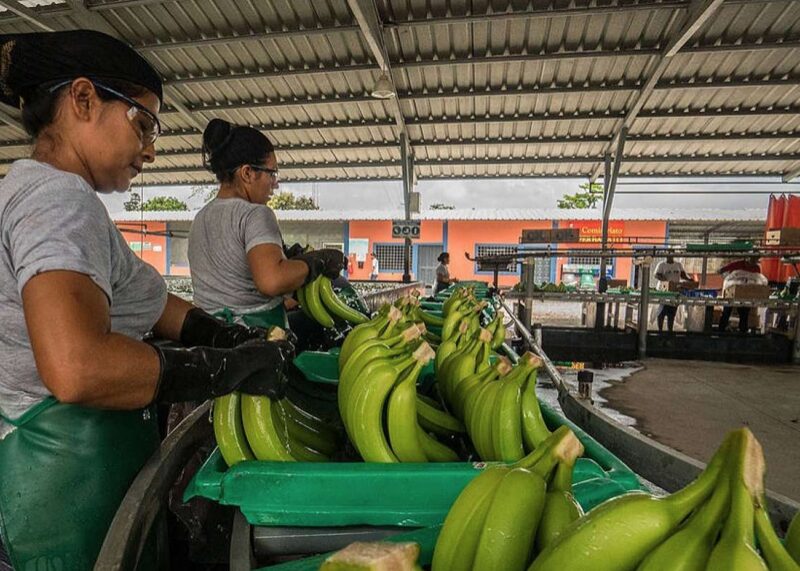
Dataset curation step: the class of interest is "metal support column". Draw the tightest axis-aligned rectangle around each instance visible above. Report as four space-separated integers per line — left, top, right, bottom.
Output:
700 231 710 286
793 303 800 365
523 256 536 329
638 258 651 359
400 134 412 283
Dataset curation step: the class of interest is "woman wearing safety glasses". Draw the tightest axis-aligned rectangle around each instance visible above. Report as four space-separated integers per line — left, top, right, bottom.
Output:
0 31 296 570
187 118 344 330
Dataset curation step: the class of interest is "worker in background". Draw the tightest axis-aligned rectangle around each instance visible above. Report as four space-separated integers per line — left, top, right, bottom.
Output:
370 253 380 280
435 252 459 294
718 257 767 332
187 118 344 329
654 255 691 333
0 31 293 570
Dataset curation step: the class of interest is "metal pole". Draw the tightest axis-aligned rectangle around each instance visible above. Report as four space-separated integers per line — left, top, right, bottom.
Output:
700 231 709 287
501 299 568 395
596 154 613 329
400 134 412 283
793 302 800 365
523 256 536 330
638 259 651 359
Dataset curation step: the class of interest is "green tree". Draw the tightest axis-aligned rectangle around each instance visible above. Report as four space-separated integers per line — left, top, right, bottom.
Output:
557 182 604 209
429 202 455 210
268 192 319 210
123 192 141 211
141 196 188 211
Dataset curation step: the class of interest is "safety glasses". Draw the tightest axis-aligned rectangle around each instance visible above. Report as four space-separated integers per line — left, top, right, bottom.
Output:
49 79 162 146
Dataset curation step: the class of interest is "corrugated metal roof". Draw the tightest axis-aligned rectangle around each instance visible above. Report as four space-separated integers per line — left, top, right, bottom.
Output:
111 207 765 223
1 0 799 184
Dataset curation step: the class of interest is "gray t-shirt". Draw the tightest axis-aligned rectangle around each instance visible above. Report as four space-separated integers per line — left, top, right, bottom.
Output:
0 160 167 424
188 198 284 313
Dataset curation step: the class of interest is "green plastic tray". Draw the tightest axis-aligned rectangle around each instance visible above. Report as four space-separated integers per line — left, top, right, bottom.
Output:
184 385 641 527
294 350 437 387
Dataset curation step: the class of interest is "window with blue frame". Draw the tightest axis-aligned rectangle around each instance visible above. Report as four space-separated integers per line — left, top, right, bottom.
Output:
374 243 414 273
474 244 519 274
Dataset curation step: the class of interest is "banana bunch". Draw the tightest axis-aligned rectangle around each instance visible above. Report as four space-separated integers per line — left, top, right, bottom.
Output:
338 309 463 463
527 427 800 571
213 392 341 466
298 275 369 328
432 426 585 571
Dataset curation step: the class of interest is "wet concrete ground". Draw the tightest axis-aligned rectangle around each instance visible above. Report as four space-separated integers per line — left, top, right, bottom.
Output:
599 359 800 501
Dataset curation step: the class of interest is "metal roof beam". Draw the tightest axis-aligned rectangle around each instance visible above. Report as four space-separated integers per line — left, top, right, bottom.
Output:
346 0 413 176
0 0 54 30
157 77 800 116
590 0 725 180
161 39 797 87
2 131 799 152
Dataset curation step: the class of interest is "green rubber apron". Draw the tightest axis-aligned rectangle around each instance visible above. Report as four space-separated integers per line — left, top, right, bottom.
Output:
214 301 288 329
0 397 160 570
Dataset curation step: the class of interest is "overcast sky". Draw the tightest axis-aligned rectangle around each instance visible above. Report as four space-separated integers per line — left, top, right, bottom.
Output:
100 177 799 216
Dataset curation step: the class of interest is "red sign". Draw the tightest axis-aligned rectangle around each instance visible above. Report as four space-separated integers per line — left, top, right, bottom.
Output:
562 221 625 244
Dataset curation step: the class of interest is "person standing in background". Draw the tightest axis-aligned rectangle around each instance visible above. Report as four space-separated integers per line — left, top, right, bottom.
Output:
369 254 379 281
653 255 690 333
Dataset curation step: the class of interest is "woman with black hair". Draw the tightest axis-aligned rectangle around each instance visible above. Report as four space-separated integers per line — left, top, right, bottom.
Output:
435 252 458 294
0 31 292 570
188 118 344 329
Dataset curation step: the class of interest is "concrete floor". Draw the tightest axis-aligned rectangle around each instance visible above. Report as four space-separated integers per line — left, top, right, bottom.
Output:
601 359 800 501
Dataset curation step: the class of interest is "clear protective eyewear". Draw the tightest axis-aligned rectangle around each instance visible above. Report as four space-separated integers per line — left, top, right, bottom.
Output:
48 79 162 146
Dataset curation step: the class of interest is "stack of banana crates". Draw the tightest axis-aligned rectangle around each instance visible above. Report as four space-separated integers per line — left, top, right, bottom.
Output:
184 284 643 569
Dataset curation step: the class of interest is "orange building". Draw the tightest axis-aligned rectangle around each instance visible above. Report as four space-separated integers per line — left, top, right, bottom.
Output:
112 209 759 288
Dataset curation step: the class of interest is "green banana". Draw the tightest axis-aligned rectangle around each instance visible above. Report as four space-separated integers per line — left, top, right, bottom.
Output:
753 501 800 571
413 305 444 327
343 352 415 461
271 400 329 462
387 361 428 463
416 397 465 436
450 361 506 420
635 468 730 571
439 336 482 404
241 395 295 462
338 343 412 426
432 466 509 571
441 304 471 340
348 345 434 463
417 426 459 462
339 306 401 365
706 429 768 571
318 276 369 324
521 368 551 452
278 399 338 457
492 376 525 462
473 467 548 571
788 510 800 564
434 321 468 374
304 276 336 328
529 431 731 571
296 285 314 320
536 460 584 551
491 312 507 349
444 328 492 405
213 392 255 468
475 378 503 460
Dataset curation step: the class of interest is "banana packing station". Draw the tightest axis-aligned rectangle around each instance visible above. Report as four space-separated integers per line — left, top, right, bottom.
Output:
0 0 799 570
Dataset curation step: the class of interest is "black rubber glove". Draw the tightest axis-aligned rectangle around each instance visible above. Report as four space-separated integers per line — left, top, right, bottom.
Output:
179 307 265 349
283 242 306 259
151 339 293 403
293 248 345 284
